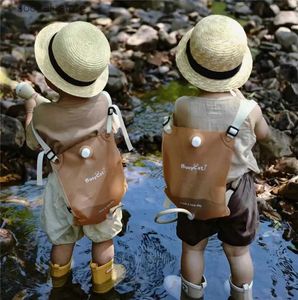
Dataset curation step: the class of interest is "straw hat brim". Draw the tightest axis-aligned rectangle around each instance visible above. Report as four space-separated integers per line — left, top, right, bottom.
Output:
34 22 109 98
176 28 252 92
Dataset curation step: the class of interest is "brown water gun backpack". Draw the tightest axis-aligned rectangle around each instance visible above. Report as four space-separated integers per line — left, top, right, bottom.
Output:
32 91 133 225
155 98 257 224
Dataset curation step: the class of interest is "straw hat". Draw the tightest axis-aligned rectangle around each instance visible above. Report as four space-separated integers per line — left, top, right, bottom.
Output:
34 21 110 97
176 15 252 92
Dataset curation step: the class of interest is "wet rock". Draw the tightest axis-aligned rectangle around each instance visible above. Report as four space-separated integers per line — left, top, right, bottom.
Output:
283 83 298 107
259 41 282 51
128 96 142 109
120 59 135 72
158 30 178 49
279 61 298 83
234 2 252 16
292 135 298 156
278 200 295 216
135 9 163 26
6 102 26 122
275 157 298 174
283 0 298 9
171 13 190 31
106 65 128 95
259 126 293 160
127 103 173 152
94 17 112 27
277 176 298 202
117 31 130 44
0 5 39 34
275 27 298 51
175 0 210 15
1 55 19 69
262 78 280 90
127 25 158 52
257 90 282 105
158 66 170 74
113 0 165 10
20 0 65 10
274 11 298 27
0 228 16 257
251 1 280 17
122 110 135 126
276 110 298 131
109 7 131 19
0 114 25 149
0 100 16 114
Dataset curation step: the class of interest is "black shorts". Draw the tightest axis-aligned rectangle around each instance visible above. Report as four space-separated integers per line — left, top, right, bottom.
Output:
176 172 259 247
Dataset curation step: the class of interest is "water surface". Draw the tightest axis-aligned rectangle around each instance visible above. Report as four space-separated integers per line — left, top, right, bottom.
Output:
1 156 297 299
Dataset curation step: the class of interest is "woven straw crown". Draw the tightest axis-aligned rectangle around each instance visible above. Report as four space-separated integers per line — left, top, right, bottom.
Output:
52 22 110 82
190 16 247 72
35 21 111 97
176 15 252 92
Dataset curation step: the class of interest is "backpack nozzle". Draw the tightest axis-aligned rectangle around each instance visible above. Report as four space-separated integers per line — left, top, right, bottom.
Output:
191 136 202 147
80 146 93 158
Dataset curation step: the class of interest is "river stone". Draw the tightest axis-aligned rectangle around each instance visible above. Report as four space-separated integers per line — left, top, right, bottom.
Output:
135 9 163 26
279 61 298 83
275 157 298 174
278 178 298 202
1 55 19 69
234 2 252 16
259 127 293 160
251 1 279 17
158 29 178 49
94 17 112 27
0 114 25 149
127 25 158 52
277 110 297 130
106 65 128 95
121 110 135 126
109 7 131 19
283 83 298 107
274 11 298 27
284 0 298 9
292 135 298 156
0 228 16 257
275 27 298 51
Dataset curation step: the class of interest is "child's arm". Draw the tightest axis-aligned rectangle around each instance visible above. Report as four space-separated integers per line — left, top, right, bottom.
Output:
253 105 271 141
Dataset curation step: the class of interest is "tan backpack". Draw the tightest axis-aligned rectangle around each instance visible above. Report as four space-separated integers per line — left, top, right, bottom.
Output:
32 91 133 225
155 98 257 224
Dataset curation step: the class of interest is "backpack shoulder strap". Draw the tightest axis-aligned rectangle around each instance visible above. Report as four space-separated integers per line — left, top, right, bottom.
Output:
226 99 257 138
30 122 58 185
101 91 133 151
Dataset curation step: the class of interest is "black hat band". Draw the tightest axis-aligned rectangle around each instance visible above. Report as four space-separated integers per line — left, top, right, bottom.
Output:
186 40 242 80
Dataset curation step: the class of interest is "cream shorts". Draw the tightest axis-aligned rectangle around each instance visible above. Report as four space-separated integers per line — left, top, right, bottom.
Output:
41 173 123 245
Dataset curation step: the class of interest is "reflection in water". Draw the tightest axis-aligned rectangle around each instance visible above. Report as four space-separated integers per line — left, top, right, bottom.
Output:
0 157 297 299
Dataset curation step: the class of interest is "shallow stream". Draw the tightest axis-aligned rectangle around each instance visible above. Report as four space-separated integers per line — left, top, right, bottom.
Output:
1 156 297 300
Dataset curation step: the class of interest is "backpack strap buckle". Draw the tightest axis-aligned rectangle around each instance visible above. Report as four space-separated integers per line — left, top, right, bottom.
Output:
46 149 58 162
108 106 116 116
226 125 239 138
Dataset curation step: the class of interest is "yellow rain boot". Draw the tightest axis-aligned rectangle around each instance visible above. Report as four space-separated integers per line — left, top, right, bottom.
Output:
90 259 126 294
50 260 71 288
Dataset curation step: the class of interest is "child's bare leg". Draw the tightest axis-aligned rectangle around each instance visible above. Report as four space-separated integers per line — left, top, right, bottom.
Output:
51 243 75 265
181 238 208 284
92 239 114 265
223 243 253 286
